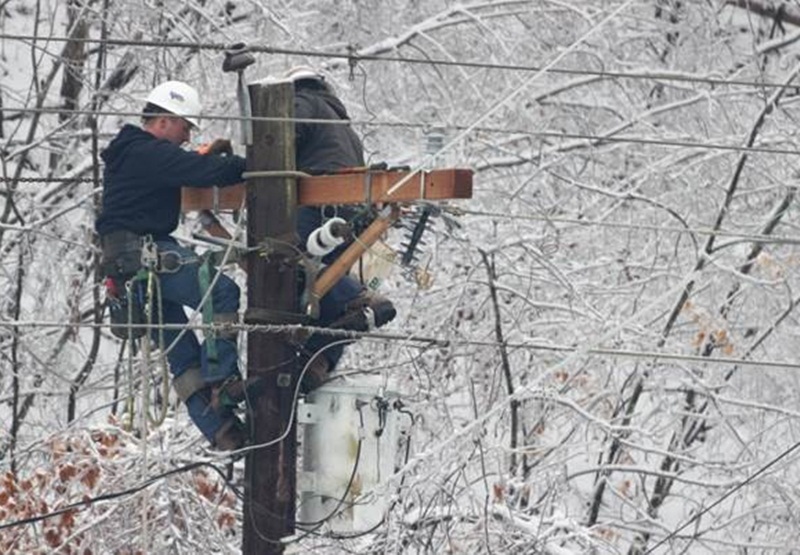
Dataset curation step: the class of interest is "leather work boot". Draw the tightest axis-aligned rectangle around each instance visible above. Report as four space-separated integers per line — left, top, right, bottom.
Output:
299 355 330 395
213 416 247 451
210 375 266 412
328 291 396 332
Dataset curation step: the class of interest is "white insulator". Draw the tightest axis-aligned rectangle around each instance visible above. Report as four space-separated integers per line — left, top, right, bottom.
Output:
306 217 347 256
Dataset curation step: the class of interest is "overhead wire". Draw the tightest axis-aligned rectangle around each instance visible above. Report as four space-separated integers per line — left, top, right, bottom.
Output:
3 317 799 370
0 459 225 531
4 7 800 547
645 439 800 553
6 0 799 377
1 180 797 249
0 40 800 378
0 32 794 90
458 208 800 245
4 107 799 157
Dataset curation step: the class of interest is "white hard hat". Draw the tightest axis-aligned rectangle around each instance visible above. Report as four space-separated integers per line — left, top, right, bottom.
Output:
283 65 324 82
254 66 331 88
144 81 201 127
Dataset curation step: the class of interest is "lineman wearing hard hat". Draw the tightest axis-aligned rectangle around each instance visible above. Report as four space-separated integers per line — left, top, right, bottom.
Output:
95 76 396 450
277 67 396 391
96 80 248 450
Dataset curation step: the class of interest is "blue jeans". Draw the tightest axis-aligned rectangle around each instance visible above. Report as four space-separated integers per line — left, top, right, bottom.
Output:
298 206 366 368
153 238 240 443
306 274 363 367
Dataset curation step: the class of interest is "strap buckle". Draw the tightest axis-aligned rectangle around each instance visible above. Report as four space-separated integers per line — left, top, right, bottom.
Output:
140 236 159 270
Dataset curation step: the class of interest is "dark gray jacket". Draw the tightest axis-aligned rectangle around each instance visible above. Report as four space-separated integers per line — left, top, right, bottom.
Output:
294 82 366 253
295 84 364 173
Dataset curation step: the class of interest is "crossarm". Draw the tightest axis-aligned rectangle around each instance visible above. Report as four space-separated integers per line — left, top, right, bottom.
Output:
181 168 473 211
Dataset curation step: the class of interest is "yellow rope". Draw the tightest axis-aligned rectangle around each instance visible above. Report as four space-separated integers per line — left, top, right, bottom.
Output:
121 269 172 431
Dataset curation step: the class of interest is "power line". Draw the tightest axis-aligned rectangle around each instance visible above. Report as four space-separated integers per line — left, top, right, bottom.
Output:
460 209 800 245
3 319 799 371
0 176 96 183
0 32 791 90
4 106 799 157
3 178 795 247
3 184 797 250
645 439 800 553
3 19 798 546
0 460 220 531
4 180 797 256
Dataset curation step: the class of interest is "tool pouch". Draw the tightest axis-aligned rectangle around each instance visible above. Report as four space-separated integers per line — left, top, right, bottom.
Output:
100 230 144 278
100 231 148 339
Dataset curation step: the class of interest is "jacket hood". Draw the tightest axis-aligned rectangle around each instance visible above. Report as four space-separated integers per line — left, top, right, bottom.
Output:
101 124 146 171
297 84 350 120
322 91 349 120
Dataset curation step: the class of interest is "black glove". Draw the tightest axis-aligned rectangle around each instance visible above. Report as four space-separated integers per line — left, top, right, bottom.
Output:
201 138 233 156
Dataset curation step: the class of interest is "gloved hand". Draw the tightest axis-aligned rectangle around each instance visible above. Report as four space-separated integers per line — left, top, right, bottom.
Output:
197 138 233 156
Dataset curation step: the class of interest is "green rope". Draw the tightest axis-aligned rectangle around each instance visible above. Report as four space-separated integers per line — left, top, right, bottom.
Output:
198 254 218 371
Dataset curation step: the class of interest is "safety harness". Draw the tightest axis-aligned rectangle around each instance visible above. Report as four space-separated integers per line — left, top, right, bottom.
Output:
101 231 240 427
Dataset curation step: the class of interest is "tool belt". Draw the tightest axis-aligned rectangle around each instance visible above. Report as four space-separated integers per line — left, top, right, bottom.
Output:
100 231 185 340
101 230 144 278
100 231 186 277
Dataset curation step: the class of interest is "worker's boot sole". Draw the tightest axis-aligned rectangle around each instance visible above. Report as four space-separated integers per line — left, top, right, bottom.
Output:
299 356 330 395
328 293 396 332
213 416 247 451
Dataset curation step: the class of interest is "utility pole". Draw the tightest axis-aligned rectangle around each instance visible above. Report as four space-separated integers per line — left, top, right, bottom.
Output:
243 81 297 554
179 82 472 549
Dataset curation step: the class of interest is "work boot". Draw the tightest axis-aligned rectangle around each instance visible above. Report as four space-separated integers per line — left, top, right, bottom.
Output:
329 291 396 332
299 355 330 395
213 416 247 451
210 375 266 412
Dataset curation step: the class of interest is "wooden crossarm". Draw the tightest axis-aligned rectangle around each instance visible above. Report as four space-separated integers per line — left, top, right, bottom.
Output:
182 168 473 212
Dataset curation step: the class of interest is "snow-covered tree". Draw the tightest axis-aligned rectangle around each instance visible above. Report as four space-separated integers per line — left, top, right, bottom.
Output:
2 1 800 552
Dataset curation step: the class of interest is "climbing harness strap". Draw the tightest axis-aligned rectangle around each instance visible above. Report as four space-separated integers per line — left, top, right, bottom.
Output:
198 255 219 369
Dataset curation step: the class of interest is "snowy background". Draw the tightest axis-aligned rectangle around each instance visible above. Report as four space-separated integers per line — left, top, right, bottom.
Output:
2 1 800 553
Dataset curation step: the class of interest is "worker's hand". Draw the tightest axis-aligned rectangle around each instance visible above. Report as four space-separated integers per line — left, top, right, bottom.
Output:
197 138 233 156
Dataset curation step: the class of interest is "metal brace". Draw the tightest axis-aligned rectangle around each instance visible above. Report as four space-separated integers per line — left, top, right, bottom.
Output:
140 237 159 270
222 43 255 146
297 400 322 424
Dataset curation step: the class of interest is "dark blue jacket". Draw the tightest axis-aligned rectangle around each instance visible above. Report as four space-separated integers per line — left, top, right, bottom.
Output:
95 124 246 238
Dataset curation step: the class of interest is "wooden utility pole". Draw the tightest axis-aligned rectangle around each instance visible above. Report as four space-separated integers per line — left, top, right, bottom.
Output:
181 90 471 550
243 81 297 554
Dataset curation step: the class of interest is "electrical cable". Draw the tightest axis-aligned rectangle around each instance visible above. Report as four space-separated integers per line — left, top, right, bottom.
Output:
0 32 793 90
458 209 800 246
645 439 800 553
3 180 798 248
0 460 226 531
220 335 412 543
323 402 416 541
0 346 352 537
4 106 800 157
4 318 799 371
4 10 799 545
